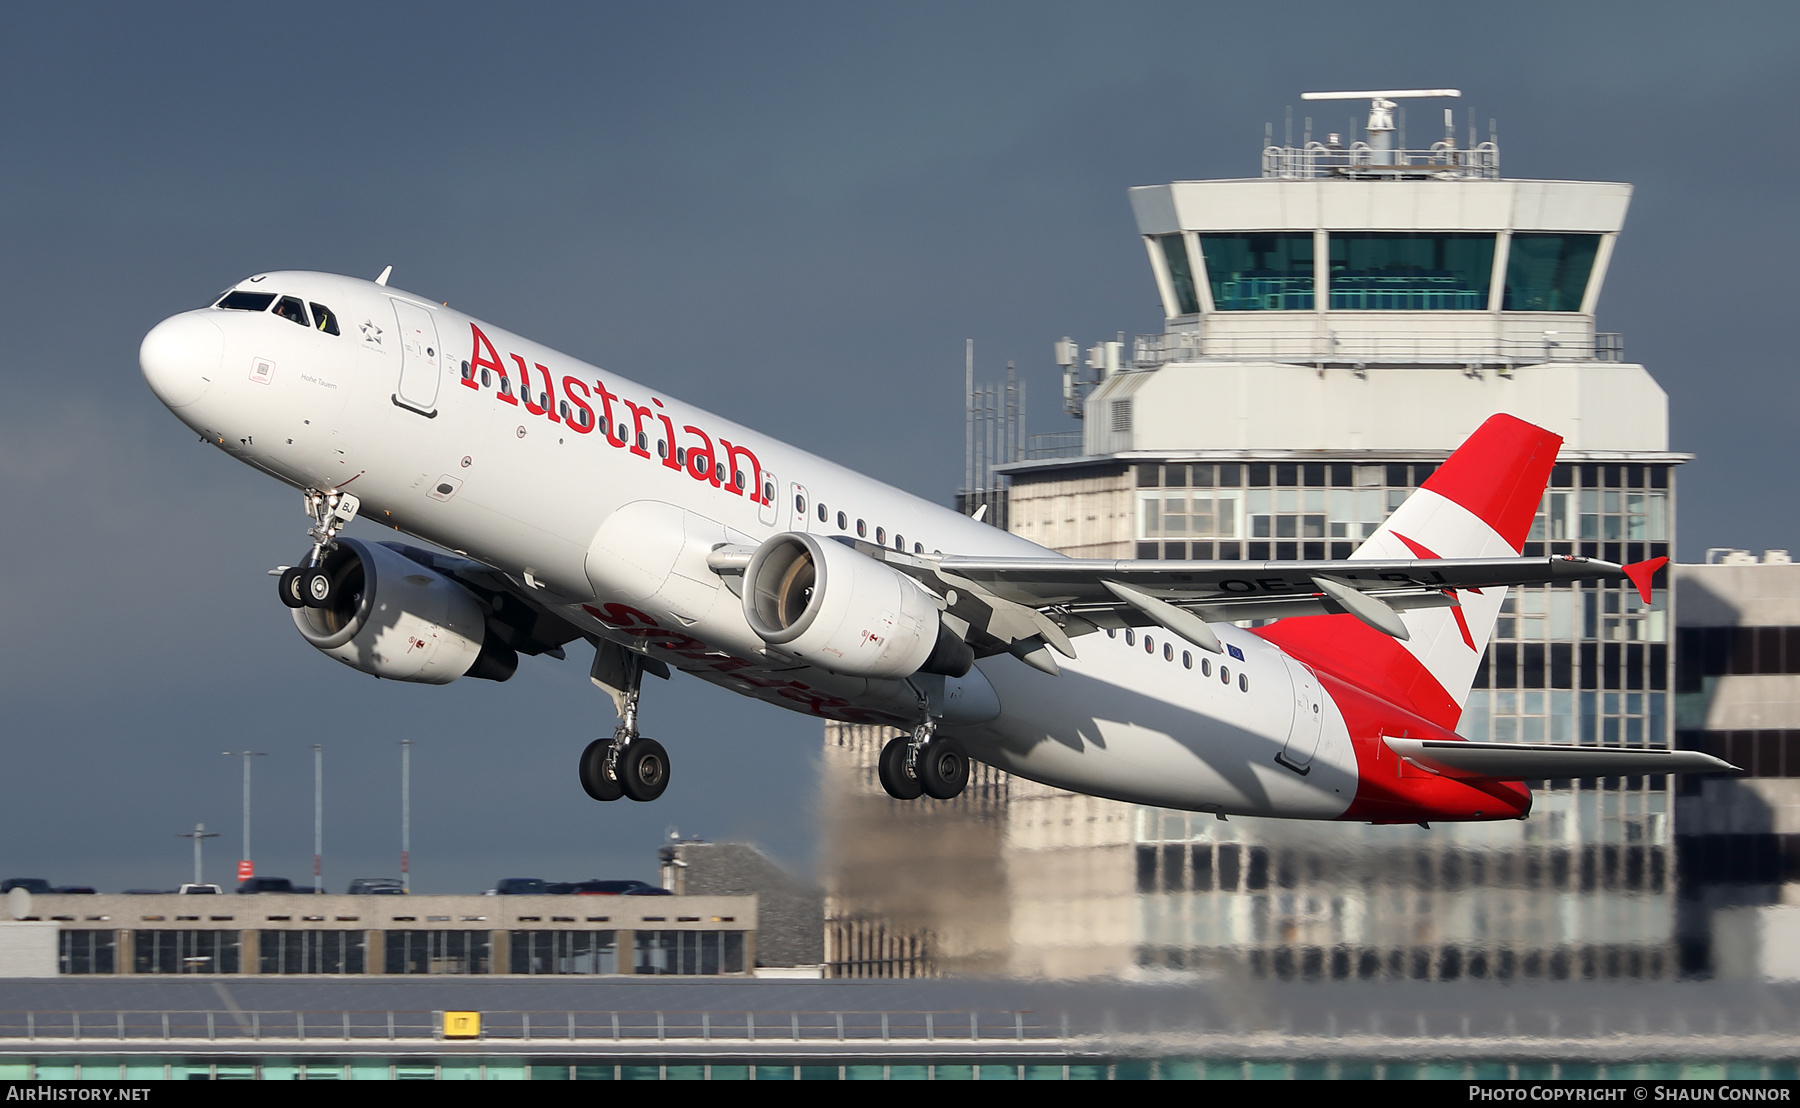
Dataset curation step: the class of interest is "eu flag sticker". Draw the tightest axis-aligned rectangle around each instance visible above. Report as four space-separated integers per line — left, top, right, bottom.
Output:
1227 644 1245 661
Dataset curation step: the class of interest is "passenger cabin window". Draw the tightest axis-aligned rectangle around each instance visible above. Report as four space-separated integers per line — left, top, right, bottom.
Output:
273 296 309 327
216 291 276 312
309 302 341 335
817 504 828 523
837 511 847 530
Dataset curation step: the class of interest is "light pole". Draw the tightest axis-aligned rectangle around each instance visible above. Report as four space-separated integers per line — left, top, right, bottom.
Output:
313 744 323 895
221 751 266 883
176 823 219 886
400 739 412 892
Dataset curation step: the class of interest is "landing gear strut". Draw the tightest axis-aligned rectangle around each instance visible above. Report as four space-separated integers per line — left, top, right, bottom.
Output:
878 711 970 802
277 488 360 609
580 650 671 803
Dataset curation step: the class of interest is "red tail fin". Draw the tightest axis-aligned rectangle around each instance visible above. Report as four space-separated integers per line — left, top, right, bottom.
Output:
1257 414 1562 730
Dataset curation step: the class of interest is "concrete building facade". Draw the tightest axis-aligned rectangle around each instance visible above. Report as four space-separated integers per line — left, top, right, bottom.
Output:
7 892 757 977
1674 551 1800 975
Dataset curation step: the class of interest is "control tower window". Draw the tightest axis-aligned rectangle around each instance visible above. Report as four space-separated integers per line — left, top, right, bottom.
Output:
1503 233 1600 312
1328 233 1494 310
1154 234 1200 315
1198 234 1314 311
273 296 310 327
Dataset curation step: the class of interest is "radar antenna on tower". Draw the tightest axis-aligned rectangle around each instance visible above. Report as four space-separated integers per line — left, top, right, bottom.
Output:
1300 89 1460 165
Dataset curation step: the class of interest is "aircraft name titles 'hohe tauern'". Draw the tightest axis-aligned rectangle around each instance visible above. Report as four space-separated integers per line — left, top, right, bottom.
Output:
139 271 1735 823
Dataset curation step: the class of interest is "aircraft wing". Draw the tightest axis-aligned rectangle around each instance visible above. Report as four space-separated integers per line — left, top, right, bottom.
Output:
884 548 1665 660
1384 738 1739 780
932 552 1651 607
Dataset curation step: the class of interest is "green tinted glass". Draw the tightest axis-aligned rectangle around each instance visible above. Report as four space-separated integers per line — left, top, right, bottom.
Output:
1329 232 1495 310
1503 233 1599 311
1200 233 1314 310
1158 234 1200 314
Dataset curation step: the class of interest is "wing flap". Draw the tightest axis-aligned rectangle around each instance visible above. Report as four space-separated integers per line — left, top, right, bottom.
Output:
1385 738 1738 780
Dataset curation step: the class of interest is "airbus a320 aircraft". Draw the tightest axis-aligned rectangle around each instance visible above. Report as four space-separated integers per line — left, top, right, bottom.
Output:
140 271 1734 824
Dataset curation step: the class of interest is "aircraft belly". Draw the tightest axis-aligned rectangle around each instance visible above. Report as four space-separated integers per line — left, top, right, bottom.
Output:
969 643 1356 819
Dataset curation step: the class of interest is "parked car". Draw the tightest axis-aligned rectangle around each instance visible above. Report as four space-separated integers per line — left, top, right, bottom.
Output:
494 878 547 895
1 879 52 895
347 878 406 895
236 877 295 894
178 884 222 895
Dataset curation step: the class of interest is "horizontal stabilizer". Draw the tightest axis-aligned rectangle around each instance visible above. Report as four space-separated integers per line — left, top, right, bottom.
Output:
1622 556 1669 604
1385 738 1738 781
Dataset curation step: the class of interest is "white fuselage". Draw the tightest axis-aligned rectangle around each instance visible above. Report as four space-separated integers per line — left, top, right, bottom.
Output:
142 271 1358 818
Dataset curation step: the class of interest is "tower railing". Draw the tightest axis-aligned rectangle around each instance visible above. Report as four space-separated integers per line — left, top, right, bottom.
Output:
1131 330 1624 369
1262 140 1499 180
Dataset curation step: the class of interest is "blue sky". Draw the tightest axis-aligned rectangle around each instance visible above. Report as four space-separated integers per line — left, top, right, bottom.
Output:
1 2 1794 892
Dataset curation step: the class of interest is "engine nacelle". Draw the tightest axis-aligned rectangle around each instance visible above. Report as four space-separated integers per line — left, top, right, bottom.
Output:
743 532 970 679
292 539 516 684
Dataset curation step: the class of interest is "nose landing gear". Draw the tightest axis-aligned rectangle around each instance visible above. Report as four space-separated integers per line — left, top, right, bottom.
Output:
276 488 361 609
580 645 671 803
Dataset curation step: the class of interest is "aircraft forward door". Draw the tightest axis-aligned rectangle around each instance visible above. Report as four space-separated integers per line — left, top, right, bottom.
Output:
1277 655 1323 774
391 300 442 417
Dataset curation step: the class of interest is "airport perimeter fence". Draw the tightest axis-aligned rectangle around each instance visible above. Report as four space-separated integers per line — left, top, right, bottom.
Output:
0 1008 1066 1044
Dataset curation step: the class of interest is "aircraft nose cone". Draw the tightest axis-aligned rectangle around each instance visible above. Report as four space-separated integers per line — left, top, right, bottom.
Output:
140 312 223 409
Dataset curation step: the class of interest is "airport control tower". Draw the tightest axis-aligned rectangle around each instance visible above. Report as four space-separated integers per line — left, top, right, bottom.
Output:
825 91 1690 981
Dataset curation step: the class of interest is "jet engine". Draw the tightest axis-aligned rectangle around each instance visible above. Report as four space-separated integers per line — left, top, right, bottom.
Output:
291 539 518 683
742 533 972 679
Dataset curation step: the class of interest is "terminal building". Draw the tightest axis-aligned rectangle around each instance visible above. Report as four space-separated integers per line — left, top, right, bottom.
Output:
828 90 1689 981
6 891 758 978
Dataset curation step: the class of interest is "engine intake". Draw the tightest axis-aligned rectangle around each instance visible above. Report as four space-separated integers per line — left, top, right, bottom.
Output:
743 533 970 679
292 539 516 683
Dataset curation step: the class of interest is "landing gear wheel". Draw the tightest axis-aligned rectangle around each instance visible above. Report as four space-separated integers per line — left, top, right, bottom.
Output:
277 567 308 609
301 567 335 608
620 738 670 802
878 736 924 800
917 735 970 800
579 738 624 802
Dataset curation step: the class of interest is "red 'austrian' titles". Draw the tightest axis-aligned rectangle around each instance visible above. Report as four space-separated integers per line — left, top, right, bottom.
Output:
464 323 768 505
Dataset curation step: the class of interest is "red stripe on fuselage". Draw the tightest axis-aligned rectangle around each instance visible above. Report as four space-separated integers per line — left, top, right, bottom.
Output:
1256 615 1462 731
1323 672 1531 823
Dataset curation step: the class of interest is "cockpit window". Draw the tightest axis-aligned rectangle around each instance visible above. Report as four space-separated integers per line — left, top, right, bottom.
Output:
216 291 276 312
273 296 310 327
309 302 340 336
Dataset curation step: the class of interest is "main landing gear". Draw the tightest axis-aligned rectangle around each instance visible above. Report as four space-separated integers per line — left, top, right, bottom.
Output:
277 488 361 610
579 653 670 803
878 716 971 802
